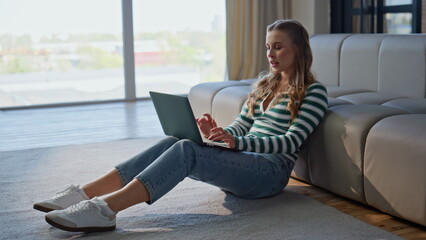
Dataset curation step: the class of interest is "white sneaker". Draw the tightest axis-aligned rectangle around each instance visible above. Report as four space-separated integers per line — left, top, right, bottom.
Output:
45 197 116 232
33 184 89 212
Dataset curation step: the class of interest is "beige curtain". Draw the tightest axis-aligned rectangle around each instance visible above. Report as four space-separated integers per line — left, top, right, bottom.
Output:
226 0 290 80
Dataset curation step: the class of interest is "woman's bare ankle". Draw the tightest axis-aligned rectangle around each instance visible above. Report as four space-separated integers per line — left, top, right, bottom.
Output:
81 169 124 199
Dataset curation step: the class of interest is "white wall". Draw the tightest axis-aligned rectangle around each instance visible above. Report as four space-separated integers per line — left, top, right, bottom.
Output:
290 0 330 35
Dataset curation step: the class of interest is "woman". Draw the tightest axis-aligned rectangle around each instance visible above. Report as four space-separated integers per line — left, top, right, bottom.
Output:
34 19 328 232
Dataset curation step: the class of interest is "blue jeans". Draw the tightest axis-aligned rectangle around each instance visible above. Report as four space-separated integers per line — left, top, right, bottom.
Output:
115 137 295 204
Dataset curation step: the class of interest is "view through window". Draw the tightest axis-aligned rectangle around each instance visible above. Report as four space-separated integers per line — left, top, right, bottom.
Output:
133 0 226 97
0 0 124 107
0 0 226 107
384 0 413 33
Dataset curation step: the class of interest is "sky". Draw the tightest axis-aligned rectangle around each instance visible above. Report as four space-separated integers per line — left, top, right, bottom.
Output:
0 0 225 35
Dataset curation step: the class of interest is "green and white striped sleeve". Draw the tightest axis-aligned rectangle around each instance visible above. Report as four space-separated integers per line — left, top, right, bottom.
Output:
234 83 328 154
224 103 254 137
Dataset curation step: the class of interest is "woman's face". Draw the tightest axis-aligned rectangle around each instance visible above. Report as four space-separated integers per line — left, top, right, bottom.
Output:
265 29 297 76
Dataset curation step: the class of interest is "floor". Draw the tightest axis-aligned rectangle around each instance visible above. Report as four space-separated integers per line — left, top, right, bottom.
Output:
1 100 425 239
0 100 163 152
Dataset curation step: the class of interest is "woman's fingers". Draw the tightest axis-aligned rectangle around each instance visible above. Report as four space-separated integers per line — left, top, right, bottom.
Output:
198 113 215 126
198 115 224 140
208 129 220 140
203 113 213 122
212 119 217 128
209 127 224 135
208 127 234 147
208 134 235 149
222 138 235 149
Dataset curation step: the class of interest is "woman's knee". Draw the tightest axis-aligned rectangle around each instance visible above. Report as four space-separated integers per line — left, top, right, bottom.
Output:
168 139 201 168
150 136 181 153
173 139 199 150
159 136 180 146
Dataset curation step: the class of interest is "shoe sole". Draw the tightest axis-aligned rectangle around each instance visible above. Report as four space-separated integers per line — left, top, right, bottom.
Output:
33 204 56 213
45 215 116 232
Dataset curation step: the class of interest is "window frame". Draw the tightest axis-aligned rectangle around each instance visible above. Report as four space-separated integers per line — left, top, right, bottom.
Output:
331 0 422 33
122 0 136 101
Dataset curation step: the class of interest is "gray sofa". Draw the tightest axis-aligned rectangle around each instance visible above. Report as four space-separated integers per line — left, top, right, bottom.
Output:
188 34 426 227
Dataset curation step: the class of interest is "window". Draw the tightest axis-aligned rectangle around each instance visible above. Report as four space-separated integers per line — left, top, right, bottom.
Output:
132 0 226 97
0 0 124 107
331 0 422 33
0 0 226 108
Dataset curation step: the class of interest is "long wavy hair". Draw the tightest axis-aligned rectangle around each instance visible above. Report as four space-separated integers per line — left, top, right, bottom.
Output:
246 19 315 121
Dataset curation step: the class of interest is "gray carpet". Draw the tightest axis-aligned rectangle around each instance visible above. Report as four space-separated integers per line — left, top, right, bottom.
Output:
0 137 403 240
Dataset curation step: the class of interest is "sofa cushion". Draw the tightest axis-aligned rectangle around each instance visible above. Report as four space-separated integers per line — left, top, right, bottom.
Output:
310 34 351 86
326 86 369 98
239 78 258 84
378 35 426 98
327 98 352 107
211 85 253 127
337 92 402 105
188 81 250 118
364 114 426 226
382 98 426 113
292 139 311 182
339 35 388 91
308 105 406 203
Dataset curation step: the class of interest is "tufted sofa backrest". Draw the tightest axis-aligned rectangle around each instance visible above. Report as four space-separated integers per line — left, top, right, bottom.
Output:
379 35 426 98
310 34 350 87
310 34 426 98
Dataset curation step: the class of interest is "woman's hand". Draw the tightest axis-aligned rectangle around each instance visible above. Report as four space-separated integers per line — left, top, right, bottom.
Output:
208 127 235 149
196 113 217 138
196 113 235 149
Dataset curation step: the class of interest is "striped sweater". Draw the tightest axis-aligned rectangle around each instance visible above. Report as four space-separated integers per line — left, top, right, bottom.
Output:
224 81 328 162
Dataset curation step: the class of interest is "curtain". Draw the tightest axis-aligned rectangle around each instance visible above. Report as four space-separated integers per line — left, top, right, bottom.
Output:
226 0 290 80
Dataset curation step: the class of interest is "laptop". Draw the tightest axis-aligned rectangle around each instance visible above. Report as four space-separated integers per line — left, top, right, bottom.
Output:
149 91 228 148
